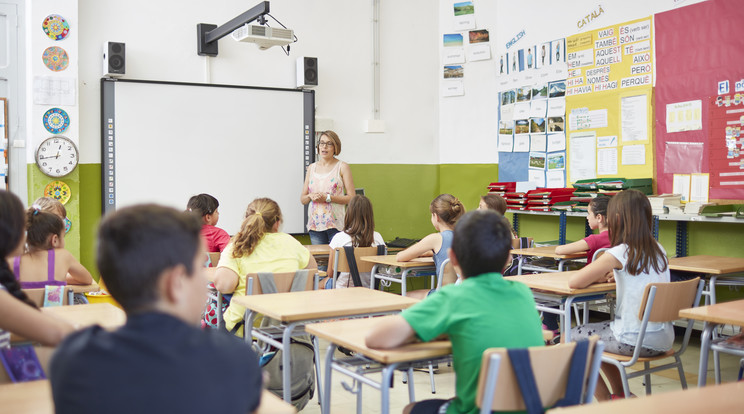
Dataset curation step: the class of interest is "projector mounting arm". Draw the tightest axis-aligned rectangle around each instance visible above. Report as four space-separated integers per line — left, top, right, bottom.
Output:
197 1 270 57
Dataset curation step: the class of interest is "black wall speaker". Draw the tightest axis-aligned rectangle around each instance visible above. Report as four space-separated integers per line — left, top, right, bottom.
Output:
296 57 318 88
103 41 125 77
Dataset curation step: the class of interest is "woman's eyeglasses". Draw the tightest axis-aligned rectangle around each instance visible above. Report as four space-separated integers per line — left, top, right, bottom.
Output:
318 141 335 148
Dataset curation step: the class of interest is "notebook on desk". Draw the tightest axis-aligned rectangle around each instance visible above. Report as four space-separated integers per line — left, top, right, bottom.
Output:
387 237 419 248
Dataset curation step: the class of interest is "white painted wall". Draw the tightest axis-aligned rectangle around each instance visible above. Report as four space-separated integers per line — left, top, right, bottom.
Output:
76 0 440 166
437 0 708 164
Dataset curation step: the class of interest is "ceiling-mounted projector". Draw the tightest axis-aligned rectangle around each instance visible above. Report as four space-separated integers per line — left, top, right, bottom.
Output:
231 24 294 50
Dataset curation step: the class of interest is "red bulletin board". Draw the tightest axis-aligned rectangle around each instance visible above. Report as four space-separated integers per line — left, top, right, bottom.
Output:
709 95 744 188
654 0 744 199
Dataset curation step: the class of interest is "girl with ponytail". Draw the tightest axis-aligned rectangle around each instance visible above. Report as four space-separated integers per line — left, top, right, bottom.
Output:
0 190 74 347
214 198 317 335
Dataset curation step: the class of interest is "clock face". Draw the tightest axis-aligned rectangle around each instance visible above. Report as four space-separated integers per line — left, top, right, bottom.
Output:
35 136 79 178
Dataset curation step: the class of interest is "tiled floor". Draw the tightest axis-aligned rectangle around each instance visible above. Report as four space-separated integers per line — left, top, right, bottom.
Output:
299 331 743 413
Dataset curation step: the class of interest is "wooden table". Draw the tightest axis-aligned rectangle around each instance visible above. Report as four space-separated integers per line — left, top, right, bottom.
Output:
669 255 744 304
506 271 615 342
510 246 587 275
66 280 100 303
41 302 126 330
360 255 437 296
679 299 744 386
547 380 744 414
306 316 452 414
0 380 295 414
232 288 418 404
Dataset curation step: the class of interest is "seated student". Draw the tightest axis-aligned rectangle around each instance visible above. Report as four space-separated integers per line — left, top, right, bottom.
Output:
214 198 317 336
50 204 262 413
366 210 545 414
10 205 93 289
327 194 385 288
478 194 518 238
32 196 67 221
187 193 231 253
0 190 74 347
555 196 610 261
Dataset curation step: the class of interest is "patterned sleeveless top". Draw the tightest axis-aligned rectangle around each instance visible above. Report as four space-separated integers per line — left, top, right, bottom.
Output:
306 161 347 231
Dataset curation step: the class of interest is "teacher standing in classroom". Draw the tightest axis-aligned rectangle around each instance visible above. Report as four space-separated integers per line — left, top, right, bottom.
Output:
300 130 355 245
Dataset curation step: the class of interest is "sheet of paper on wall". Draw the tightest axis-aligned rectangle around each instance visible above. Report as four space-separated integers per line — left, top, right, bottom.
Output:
468 44 491 61
442 80 464 97
0 99 5 136
621 144 646 165
513 134 530 152
530 100 547 118
514 102 531 119
569 131 596 181
673 174 691 203
597 135 617 148
666 100 702 132
33 76 76 105
530 134 547 152
597 147 618 175
501 105 514 123
547 98 566 117
690 173 710 203
452 1 476 31
546 170 565 188
498 134 514 152
528 169 546 187
443 47 466 64
547 133 566 152
621 94 648 142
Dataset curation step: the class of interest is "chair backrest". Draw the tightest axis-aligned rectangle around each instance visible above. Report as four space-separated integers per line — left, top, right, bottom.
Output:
246 269 318 295
511 237 534 249
333 246 381 274
475 336 602 413
591 247 609 262
638 277 702 323
207 252 221 267
437 258 458 289
23 287 71 307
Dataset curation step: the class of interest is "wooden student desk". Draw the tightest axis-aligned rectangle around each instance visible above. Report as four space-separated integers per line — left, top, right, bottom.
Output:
0 380 296 414
232 288 418 404
510 246 587 275
546 380 744 414
10 303 125 343
360 255 437 296
679 299 744 387
65 280 100 304
306 316 452 414
668 255 744 304
506 271 615 342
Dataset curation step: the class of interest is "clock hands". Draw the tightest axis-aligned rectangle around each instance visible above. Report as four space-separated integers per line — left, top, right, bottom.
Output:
39 152 61 160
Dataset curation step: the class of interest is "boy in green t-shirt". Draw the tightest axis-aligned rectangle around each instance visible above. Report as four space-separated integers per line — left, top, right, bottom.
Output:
366 210 544 414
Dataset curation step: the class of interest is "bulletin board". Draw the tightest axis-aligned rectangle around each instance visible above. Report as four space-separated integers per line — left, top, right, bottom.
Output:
654 0 744 200
565 16 655 185
101 79 315 235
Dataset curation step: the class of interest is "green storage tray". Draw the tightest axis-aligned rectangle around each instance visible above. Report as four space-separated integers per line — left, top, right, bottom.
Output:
700 204 744 218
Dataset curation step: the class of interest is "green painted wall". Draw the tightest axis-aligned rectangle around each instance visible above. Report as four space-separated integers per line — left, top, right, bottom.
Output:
78 164 102 280
27 164 80 259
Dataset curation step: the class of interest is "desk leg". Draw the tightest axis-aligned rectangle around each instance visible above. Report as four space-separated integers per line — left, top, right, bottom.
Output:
407 366 416 403
371 264 380 291
563 297 575 343
68 289 74 305
518 256 525 275
312 335 323 408
381 363 400 414
282 322 299 402
401 269 409 296
697 322 716 387
244 310 256 344
323 343 337 414
558 259 565 272
709 276 717 305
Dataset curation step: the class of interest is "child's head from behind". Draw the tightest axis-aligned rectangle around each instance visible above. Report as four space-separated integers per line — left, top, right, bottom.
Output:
232 198 282 258
344 195 375 247
451 210 512 278
26 206 65 250
430 194 465 228
479 194 507 215
186 193 219 225
97 204 204 317
607 189 652 245
32 197 66 219
0 190 27 259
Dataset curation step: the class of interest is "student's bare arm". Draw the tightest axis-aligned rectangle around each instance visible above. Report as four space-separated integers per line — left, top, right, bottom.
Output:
63 251 93 285
395 233 440 262
214 267 240 294
568 252 621 289
554 239 589 255
365 315 417 349
0 290 74 346
305 254 318 270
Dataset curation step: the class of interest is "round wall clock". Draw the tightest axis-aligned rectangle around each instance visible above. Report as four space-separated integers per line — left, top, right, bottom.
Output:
44 180 72 205
43 108 70 134
42 46 69 72
42 14 70 41
35 136 79 178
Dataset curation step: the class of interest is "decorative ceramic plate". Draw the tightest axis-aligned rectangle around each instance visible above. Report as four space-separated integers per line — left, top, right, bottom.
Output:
42 14 70 41
64 217 72 234
43 180 72 205
43 108 70 134
42 47 69 72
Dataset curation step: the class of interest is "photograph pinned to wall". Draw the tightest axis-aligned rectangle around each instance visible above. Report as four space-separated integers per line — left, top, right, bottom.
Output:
514 135 530 152
43 108 70 134
511 51 518 73
548 80 566 98
547 116 564 132
529 169 546 187
42 14 70 41
442 79 464 97
538 42 551 68
444 65 464 79
547 152 566 170
469 29 489 43
443 34 465 65
530 134 547 152
525 46 536 70
552 38 565 64
42 47 69 72
546 170 565 188
501 89 516 106
516 86 532 102
529 152 547 169
530 117 546 133
515 119 530 134
499 120 514 135
532 83 548 100
547 132 566 152
499 53 509 75
453 1 476 31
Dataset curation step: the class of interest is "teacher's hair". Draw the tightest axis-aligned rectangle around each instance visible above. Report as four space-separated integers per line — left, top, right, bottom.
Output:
0 190 38 308
430 194 465 226
317 130 341 156
344 195 375 247
232 198 282 258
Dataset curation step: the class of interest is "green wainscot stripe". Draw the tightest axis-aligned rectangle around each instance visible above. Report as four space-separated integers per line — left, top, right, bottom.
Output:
78 163 102 280
27 164 80 260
